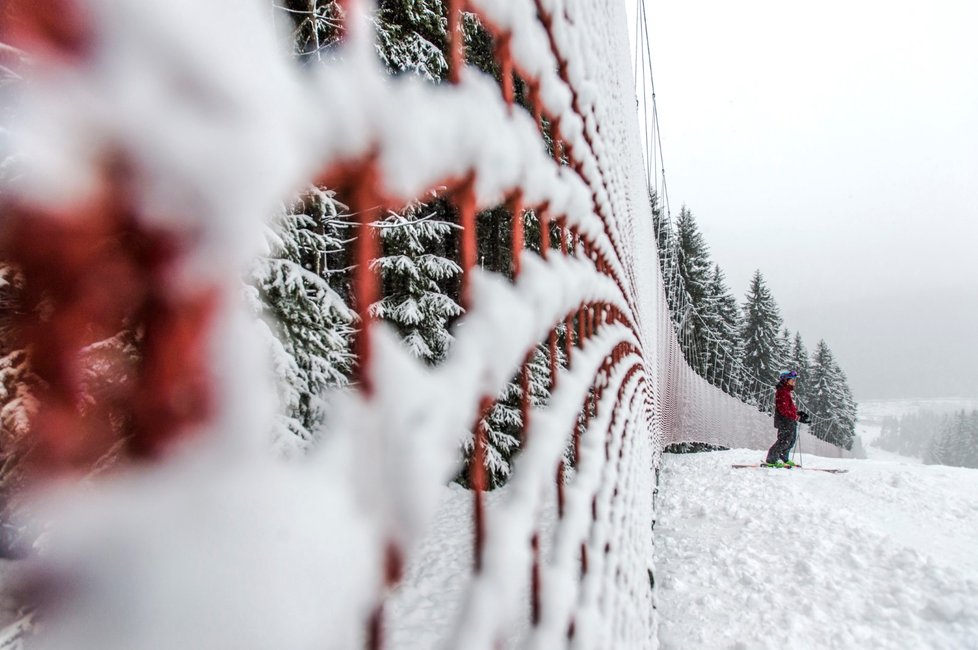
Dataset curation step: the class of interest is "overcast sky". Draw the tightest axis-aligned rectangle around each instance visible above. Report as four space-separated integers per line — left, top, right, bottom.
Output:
626 0 978 401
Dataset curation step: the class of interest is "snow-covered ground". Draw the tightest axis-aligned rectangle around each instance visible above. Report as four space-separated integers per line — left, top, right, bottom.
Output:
387 483 559 649
654 449 978 649
6 445 975 649
386 484 484 649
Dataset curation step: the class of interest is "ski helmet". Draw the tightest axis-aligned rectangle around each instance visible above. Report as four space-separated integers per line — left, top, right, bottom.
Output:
778 370 798 382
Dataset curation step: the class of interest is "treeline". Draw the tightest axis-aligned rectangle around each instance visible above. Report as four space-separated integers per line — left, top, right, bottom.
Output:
652 198 857 449
874 410 978 468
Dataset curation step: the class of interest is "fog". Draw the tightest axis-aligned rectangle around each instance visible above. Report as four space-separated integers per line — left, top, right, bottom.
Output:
629 0 978 401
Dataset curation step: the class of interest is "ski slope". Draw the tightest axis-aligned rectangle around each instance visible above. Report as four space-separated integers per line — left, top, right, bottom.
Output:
654 449 978 649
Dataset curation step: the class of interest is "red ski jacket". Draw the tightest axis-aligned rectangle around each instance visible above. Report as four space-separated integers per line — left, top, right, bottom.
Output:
775 383 798 421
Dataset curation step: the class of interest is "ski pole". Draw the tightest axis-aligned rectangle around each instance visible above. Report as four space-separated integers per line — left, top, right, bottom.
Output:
795 419 803 467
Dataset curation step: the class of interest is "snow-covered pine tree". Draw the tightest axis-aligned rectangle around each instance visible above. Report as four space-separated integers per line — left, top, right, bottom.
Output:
962 410 978 469
464 206 571 488
370 1 554 488
789 332 810 406
274 1 343 63
0 273 139 488
0 264 36 505
739 270 783 408
248 186 355 454
806 340 834 441
701 265 742 394
673 206 713 376
650 189 675 294
469 342 561 488
458 11 563 487
886 410 944 458
806 339 856 448
0 348 35 493
370 202 462 364
650 190 666 254
651 194 682 320
830 360 858 449
932 410 976 468
476 203 516 280
276 0 451 79
467 53 572 473
374 0 448 81
0 65 34 503
776 327 791 374
924 415 957 465
373 2 467 359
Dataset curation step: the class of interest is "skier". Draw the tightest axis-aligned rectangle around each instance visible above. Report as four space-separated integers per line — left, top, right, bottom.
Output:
764 370 810 467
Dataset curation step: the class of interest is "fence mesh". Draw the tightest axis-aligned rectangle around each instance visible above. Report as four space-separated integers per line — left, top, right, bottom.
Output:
0 0 845 647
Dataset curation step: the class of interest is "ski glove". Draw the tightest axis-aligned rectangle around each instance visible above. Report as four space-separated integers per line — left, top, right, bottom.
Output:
798 411 811 424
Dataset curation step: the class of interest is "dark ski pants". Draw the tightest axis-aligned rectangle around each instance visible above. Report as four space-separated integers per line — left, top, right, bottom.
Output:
766 418 797 464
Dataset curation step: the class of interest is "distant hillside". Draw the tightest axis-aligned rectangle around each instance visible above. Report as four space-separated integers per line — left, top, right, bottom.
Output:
858 397 978 426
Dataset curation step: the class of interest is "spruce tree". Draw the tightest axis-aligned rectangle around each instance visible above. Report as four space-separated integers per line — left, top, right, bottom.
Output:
739 270 783 407
275 1 343 63
372 4 464 364
249 187 356 453
0 264 36 503
651 191 675 294
702 265 741 394
831 360 858 449
962 411 978 469
880 410 945 459
650 190 666 257
370 202 462 364
651 193 681 319
457 341 564 489
929 410 974 468
806 340 856 448
806 340 834 440
374 0 448 81
673 206 713 376
789 332 810 406
924 416 956 465
777 327 791 374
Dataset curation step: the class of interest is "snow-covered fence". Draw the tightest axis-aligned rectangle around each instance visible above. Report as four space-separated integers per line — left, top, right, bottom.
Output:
0 0 845 647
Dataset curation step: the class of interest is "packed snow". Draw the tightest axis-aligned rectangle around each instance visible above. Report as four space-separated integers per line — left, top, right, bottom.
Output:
654 448 978 649
385 484 556 649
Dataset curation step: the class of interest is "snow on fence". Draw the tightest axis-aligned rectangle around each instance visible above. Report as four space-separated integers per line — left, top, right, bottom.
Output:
0 0 845 648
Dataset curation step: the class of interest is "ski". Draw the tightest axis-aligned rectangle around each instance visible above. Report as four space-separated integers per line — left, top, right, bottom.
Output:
731 464 849 474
